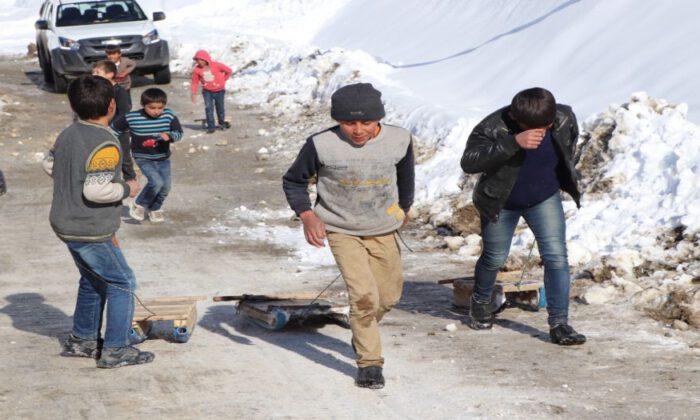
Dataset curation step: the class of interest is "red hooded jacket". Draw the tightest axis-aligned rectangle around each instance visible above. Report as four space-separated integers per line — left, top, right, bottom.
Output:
191 50 232 93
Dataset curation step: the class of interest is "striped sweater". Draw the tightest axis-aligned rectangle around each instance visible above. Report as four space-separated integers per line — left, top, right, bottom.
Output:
111 109 183 160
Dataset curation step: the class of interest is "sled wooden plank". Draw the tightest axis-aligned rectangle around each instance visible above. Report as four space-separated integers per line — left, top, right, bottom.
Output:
214 291 346 302
132 296 203 322
139 296 208 303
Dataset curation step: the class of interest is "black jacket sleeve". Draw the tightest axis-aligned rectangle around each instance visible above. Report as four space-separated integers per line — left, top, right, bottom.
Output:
460 113 521 174
282 138 321 215
114 85 131 120
396 138 415 212
118 132 136 181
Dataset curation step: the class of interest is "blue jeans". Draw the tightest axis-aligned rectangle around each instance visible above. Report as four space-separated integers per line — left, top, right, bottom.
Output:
202 89 226 129
66 239 136 348
135 158 171 211
473 193 571 326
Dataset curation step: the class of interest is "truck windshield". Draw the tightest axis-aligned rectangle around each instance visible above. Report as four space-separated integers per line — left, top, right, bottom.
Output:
56 1 147 27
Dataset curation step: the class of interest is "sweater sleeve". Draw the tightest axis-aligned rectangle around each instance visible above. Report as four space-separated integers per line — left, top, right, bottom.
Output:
220 62 233 80
118 132 136 181
42 149 54 177
396 137 415 212
168 114 184 143
83 143 129 203
282 138 321 215
110 114 129 136
191 69 200 94
114 86 131 120
120 57 136 75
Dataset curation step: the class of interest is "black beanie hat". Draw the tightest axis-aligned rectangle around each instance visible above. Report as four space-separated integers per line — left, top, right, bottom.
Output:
330 83 386 121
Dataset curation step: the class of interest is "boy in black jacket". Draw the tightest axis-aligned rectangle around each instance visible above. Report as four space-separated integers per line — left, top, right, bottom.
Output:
461 87 586 345
93 60 136 182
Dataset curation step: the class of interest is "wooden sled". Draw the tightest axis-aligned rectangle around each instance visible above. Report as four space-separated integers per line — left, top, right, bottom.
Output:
213 291 350 331
130 296 207 343
438 270 545 311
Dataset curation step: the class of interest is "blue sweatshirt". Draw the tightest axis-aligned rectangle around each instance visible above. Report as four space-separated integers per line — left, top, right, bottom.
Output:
504 129 561 209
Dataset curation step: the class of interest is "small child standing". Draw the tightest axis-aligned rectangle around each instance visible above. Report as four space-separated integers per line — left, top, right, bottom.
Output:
92 60 135 182
105 44 135 105
43 75 153 368
190 50 232 134
111 88 183 223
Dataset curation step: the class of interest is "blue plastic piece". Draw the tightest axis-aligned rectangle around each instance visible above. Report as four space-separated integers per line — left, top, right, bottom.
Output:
538 286 547 309
172 326 191 343
129 327 147 344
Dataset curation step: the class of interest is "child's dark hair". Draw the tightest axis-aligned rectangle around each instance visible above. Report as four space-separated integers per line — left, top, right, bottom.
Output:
141 88 167 106
510 87 556 128
105 44 122 54
68 75 114 120
92 60 117 77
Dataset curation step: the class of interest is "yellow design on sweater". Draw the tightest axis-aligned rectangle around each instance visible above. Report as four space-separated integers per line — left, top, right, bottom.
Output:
87 146 120 172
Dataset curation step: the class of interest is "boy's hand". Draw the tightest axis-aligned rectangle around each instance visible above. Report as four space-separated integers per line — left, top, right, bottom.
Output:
402 212 410 227
126 179 140 198
515 128 547 149
300 210 326 248
160 133 170 141
191 93 197 104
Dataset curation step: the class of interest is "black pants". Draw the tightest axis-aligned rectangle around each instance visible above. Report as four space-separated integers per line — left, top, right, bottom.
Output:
0 169 6 195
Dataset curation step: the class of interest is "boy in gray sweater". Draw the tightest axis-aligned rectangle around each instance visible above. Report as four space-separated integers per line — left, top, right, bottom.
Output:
283 83 415 389
44 75 154 368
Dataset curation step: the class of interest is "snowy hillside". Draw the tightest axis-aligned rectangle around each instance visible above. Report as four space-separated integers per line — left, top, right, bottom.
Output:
1 0 698 325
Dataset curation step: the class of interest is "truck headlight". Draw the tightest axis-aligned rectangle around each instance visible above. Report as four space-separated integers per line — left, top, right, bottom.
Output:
142 30 160 45
58 36 80 50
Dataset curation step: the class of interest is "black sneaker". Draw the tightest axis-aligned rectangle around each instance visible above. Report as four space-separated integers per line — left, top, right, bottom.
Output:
467 296 494 330
96 346 155 369
61 334 102 359
219 122 231 130
356 366 385 389
206 127 216 134
550 324 587 346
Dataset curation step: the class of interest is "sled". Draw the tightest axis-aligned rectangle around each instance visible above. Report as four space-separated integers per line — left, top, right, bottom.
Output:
194 119 231 130
213 291 350 331
438 270 546 311
129 295 207 343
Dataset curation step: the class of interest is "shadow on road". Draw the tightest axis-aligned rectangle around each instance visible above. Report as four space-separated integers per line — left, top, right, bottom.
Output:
200 304 356 378
0 293 71 341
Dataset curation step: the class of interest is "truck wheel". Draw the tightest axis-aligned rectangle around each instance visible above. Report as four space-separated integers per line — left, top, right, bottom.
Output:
39 52 54 83
52 67 68 93
153 65 171 84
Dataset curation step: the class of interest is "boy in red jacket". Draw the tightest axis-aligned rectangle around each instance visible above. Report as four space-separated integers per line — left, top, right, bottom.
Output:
191 50 232 134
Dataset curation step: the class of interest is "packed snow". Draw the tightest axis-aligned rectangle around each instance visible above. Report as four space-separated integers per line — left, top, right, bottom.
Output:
1 0 698 325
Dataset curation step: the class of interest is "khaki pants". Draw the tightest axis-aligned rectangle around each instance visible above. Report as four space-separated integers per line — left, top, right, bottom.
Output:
327 231 404 368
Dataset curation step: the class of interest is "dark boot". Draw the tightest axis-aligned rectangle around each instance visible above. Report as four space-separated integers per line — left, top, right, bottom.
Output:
96 346 155 369
467 295 494 330
61 334 102 359
356 366 385 389
550 324 586 346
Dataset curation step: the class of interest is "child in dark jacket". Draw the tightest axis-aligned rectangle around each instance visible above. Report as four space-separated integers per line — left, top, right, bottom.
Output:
92 60 135 182
190 49 232 133
111 88 183 223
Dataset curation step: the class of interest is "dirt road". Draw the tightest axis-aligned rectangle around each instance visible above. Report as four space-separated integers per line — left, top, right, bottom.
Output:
0 57 698 419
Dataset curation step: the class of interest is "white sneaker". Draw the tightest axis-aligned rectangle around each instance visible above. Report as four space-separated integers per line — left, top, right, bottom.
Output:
149 209 165 223
129 200 145 221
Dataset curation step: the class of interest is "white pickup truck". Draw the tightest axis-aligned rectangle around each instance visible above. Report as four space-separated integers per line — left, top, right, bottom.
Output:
35 0 170 93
